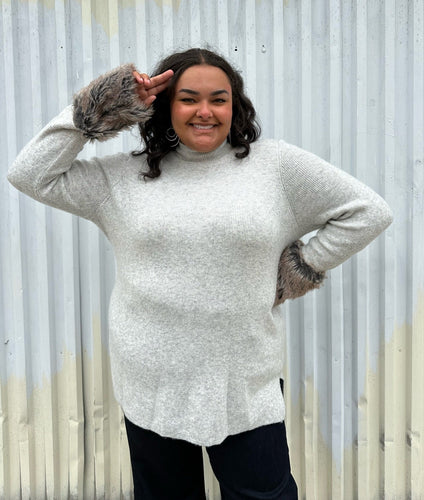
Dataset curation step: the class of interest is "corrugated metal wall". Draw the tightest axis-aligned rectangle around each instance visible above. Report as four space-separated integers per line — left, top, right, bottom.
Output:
1 0 423 498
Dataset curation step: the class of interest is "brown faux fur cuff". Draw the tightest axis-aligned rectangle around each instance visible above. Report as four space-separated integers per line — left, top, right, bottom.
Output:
274 240 326 306
73 63 153 141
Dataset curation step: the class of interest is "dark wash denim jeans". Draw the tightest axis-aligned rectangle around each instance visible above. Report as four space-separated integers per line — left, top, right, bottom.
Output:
125 381 298 500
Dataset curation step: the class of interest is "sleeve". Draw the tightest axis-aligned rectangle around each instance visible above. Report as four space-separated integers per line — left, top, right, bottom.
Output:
7 64 152 221
274 141 393 305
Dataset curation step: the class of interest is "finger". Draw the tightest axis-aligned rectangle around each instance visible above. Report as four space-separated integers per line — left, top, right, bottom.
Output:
146 80 172 97
138 72 151 85
143 95 156 107
147 69 174 89
133 71 152 87
132 71 153 103
132 71 143 84
132 68 173 105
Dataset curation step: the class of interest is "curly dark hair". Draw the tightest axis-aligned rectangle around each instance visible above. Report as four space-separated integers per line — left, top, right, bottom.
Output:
133 48 261 180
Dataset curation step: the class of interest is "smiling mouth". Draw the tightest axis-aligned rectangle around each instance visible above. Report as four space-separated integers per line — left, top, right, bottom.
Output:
191 124 216 130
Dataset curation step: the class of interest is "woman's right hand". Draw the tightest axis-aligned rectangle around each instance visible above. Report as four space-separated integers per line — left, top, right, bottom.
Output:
132 69 174 107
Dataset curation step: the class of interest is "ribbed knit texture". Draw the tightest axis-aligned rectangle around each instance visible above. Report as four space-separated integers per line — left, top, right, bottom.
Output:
8 105 392 445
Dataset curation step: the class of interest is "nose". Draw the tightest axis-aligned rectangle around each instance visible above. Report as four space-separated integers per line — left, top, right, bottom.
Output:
196 100 212 119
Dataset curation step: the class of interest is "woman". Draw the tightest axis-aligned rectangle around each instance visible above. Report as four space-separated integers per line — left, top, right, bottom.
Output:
8 48 392 499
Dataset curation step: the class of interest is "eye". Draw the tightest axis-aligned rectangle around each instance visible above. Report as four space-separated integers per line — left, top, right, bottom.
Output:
213 98 227 103
180 97 196 103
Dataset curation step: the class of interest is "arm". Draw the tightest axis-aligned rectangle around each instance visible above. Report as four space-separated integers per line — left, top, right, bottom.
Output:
7 64 173 219
275 141 393 305
72 63 172 141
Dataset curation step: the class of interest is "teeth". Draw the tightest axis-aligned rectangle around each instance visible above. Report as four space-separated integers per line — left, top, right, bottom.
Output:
193 124 214 130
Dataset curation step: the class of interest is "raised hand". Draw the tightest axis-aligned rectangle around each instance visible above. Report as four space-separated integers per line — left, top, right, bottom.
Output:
132 69 174 107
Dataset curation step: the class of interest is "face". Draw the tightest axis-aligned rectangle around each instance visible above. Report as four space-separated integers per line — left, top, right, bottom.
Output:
170 65 233 152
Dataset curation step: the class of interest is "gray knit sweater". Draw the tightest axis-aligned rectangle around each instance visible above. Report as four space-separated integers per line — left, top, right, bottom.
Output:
8 65 393 446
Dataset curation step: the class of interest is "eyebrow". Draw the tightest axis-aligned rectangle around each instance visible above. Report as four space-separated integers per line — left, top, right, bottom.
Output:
178 89 230 96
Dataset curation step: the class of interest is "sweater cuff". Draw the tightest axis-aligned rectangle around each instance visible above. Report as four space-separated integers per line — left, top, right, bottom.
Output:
73 63 153 141
274 240 326 306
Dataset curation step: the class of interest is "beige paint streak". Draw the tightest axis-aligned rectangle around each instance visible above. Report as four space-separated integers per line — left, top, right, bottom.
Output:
18 0 55 9
2 294 423 498
407 291 424 499
17 0 183 40
284 293 424 500
1 330 133 499
77 0 182 39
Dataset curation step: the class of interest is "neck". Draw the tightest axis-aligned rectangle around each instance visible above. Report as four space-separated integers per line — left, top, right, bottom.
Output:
175 140 232 162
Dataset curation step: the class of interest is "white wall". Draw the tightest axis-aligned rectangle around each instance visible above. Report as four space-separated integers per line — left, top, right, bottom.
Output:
1 0 423 498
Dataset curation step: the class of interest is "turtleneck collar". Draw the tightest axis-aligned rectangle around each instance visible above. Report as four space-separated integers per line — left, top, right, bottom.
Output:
175 140 233 162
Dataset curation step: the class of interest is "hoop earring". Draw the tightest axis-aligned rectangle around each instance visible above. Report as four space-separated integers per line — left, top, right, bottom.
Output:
165 127 180 148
